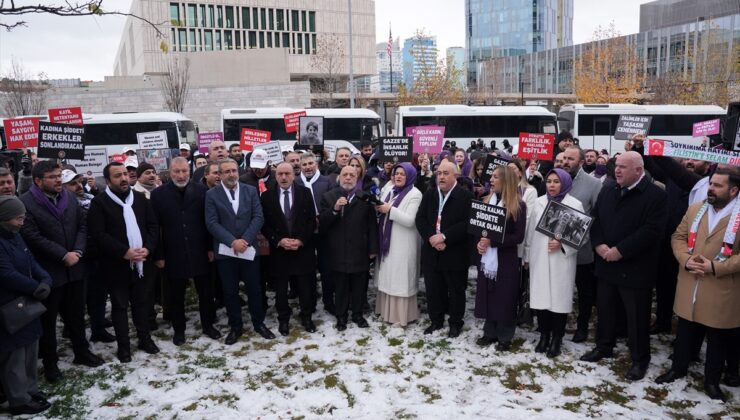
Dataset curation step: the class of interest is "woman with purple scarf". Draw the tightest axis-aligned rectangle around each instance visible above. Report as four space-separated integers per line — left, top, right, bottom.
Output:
524 168 584 358
373 163 423 327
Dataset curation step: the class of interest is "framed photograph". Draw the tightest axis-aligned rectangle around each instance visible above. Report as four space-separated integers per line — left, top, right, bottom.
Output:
299 116 324 146
535 200 593 249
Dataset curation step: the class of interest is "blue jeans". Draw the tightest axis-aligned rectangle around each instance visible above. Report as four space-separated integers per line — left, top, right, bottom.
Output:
216 257 264 331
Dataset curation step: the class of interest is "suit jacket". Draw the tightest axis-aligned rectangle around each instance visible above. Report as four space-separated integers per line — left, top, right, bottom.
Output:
240 171 277 193
205 182 264 260
151 181 211 279
260 183 316 276
87 190 159 282
568 168 603 264
319 187 379 273
671 201 740 329
415 183 474 271
296 174 334 214
590 176 667 288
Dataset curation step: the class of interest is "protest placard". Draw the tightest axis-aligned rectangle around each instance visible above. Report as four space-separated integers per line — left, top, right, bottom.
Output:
379 136 413 163
614 115 652 140
299 116 324 146
483 154 510 180
68 147 108 177
646 139 740 166
136 149 173 172
535 200 593 249
137 130 168 150
284 111 306 133
518 132 555 160
254 141 282 163
411 126 445 154
2 117 39 149
324 144 337 161
241 128 271 151
37 121 85 160
467 200 507 244
48 107 83 126
198 132 223 154
692 119 721 137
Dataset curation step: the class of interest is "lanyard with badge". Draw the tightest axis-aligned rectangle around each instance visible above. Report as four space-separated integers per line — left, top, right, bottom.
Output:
436 184 455 234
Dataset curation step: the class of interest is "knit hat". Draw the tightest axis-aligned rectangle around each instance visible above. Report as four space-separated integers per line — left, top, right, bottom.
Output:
136 162 156 178
0 196 26 221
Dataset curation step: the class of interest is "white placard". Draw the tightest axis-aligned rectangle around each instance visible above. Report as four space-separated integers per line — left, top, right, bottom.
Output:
254 141 282 164
324 144 337 162
136 130 168 150
68 147 108 177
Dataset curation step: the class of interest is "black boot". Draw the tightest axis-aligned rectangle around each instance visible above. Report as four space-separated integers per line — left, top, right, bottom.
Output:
546 335 563 358
535 333 551 353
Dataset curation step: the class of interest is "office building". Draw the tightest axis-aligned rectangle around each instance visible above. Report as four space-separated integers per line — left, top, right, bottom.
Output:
402 35 438 90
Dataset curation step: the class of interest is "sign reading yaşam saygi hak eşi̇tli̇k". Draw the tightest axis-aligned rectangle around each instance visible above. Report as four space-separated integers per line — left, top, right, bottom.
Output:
467 200 507 244
38 121 85 160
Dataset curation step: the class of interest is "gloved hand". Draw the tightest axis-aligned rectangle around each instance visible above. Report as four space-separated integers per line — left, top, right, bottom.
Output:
21 155 32 174
33 283 51 300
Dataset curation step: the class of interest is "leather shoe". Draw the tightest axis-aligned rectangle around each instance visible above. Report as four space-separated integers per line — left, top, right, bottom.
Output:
546 336 563 358
353 317 369 328
173 332 186 346
625 363 648 381
90 330 116 343
278 322 290 337
580 348 613 363
336 318 347 331
571 330 588 343
138 337 160 354
43 363 63 383
535 333 551 353
73 350 105 367
225 329 242 345
476 336 497 347
117 349 132 363
723 370 740 387
30 391 49 403
703 383 726 401
302 318 317 333
448 325 462 338
9 399 50 415
655 369 686 384
423 322 443 335
203 326 222 340
255 324 276 339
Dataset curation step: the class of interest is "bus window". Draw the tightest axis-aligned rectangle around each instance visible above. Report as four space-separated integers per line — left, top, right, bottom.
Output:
223 118 291 143
558 111 575 133
85 122 180 149
360 119 378 143
178 120 198 145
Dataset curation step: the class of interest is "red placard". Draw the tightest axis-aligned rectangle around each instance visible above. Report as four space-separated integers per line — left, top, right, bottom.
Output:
284 111 306 134
109 154 126 163
48 107 83 126
240 128 271 151
518 132 555 161
2 117 39 149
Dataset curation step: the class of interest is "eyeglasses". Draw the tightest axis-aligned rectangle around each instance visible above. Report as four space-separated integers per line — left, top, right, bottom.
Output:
44 174 62 180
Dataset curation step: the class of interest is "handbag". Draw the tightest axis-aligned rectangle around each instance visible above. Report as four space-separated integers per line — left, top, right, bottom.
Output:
0 295 47 334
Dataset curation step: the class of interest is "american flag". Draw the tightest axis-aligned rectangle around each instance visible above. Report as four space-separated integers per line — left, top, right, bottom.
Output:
387 25 393 58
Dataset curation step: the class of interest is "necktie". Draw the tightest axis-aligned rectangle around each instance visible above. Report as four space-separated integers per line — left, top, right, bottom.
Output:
229 189 236 200
283 190 292 221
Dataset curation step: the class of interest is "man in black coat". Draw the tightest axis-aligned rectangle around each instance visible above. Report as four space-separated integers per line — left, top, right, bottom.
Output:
151 157 221 346
319 166 379 330
88 162 160 363
261 162 317 335
415 160 474 338
581 151 668 381
19 161 104 382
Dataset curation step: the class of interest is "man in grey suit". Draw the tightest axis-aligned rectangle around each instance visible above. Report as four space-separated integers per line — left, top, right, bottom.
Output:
561 146 603 342
205 158 275 344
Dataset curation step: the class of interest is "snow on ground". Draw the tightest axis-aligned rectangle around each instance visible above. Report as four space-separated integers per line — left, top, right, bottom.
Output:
8 269 739 419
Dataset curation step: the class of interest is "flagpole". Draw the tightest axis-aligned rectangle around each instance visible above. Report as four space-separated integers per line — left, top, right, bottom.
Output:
389 23 393 94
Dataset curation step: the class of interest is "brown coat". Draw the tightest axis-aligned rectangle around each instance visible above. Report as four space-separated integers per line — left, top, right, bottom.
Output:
671 201 740 329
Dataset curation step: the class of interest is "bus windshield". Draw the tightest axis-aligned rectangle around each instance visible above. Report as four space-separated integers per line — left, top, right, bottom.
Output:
85 121 182 149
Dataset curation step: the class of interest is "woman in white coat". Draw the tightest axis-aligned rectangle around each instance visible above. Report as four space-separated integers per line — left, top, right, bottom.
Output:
525 168 584 358
374 162 423 327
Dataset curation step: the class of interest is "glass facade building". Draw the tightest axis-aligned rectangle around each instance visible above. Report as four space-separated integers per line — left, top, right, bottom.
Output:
402 36 438 90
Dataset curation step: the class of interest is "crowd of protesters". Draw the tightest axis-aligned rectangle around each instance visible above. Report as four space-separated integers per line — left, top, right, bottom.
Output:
0 131 738 415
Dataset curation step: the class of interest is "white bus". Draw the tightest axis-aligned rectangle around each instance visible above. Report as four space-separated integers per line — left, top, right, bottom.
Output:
221 108 381 149
558 104 726 154
394 105 558 150
82 112 198 155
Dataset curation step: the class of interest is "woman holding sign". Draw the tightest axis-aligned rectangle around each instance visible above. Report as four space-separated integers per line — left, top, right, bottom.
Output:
524 168 584 358
474 166 527 351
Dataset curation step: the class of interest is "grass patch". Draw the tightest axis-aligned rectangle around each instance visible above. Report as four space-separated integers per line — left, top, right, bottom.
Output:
252 339 278 351
389 353 404 373
279 350 295 362
304 344 319 350
588 382 630 406
194 354 227 369
417 384 441 403
388 337 404 347
299 355 339 373
472 367 497 377
183 401 198 411
428 339 451 352
324 374 355 408
562 387 582 397
500 363 543 393
644 387 668 405
408 339 424 350
202 392 239 408
356 336 370 347
101 386 133 406
42 365 130 419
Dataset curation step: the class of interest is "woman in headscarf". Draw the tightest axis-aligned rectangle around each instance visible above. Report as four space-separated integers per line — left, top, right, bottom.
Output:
474 166 527 351
0 196 53 415
374 163 423 327
592 155 608 183
524 168 584 358
453 148 473 180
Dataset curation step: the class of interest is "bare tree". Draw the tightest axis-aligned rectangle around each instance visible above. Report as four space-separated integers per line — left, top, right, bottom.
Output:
0 58 48 117
310 34 346 108
160 55 191 113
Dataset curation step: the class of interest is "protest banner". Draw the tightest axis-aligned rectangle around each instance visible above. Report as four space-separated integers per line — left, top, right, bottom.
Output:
68 147 108 177
37 121 85 160
2 117 39 149
692 119 721 137
136 149 173 172
483 154 510 180
646 139 740 166
198 132 223 154
254 141 282 163
467 200 507 244
241 128 271 151
137 130 168 150
48 107 83 126
284 111 306 133
411 126 445 154
379 136 413 163
109 154 126 163
614 115 652 140
518 132 555 160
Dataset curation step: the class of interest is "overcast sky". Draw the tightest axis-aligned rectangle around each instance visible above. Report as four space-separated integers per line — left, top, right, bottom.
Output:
0 0 653 81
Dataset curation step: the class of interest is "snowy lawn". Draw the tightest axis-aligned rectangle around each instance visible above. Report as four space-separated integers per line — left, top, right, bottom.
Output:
15 269 740 419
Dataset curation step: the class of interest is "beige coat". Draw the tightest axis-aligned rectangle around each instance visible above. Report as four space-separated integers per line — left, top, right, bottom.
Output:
672 201 740 329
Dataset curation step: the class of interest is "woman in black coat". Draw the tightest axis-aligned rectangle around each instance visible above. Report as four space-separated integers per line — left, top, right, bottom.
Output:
0 196 53 415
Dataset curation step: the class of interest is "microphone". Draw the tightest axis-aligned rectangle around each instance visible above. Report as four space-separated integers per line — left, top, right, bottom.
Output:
340 189 348 218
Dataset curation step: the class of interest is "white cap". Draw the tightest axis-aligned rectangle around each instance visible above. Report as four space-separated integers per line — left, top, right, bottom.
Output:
61 169 82 184
250 149 268 169
122 146 135 154
180 143 191 151
124 156 139 169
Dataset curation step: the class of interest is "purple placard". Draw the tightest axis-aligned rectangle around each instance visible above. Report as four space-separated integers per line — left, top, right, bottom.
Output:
411 125 445 154
692 119 720 137
198 131 223 154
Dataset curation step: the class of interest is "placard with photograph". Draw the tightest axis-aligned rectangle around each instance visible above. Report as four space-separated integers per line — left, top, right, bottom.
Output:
299 116 324 146
535 200 593 249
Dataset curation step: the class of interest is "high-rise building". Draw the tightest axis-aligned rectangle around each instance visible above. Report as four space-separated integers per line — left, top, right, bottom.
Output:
640 0 740 32
465 0 573 88
376 40 402 93
446 47 466 87
402 35 438 90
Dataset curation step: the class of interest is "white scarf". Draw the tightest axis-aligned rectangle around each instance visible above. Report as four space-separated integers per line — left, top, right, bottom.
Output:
480 192 500 280
105 187 144 278
301 171 321 214
222 183 240 214
689 176 710 205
